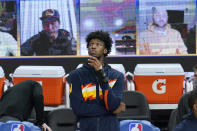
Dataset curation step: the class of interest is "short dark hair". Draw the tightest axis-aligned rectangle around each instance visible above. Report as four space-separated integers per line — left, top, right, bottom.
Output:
188 88 197 110
86 30 112 57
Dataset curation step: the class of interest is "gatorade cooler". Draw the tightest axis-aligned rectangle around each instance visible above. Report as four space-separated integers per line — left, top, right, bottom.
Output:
0 66 5 98
11 66 66 105
134 64 185 104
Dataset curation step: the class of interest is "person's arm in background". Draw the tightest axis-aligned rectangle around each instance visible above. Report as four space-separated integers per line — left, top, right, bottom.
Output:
176 31 188 54
60 29 74 55
1 32 17 56
20 34 41 56
138 31 152 55
138 30 162 55
139 43 151 55
32 81 52 131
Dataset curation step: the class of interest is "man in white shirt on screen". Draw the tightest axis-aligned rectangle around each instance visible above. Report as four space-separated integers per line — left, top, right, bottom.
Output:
138 7 188 55
0 31 17 56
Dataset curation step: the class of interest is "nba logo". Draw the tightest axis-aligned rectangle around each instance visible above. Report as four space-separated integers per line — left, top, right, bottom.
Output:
11 124 25 131
129 123 142 131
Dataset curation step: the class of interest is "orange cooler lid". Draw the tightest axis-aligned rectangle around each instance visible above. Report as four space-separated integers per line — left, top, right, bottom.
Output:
108 64 125 74
13 66 65 78
134 63 185 76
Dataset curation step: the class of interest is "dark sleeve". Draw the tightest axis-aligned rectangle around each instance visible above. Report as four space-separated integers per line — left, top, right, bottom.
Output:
174 121 187 131
32 81 44 126
68 71 107 117
98 72 124 112
65 37 73 55
21 34 40 56
61 29 74 55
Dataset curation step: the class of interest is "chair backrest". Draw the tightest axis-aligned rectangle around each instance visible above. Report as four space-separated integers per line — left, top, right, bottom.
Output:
176 92 191 125
47 108 76 131
168 108 178 131
117 91 151 121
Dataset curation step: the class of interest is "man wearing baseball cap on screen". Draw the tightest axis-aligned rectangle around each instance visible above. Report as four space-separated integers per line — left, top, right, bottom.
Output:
21 9 74 56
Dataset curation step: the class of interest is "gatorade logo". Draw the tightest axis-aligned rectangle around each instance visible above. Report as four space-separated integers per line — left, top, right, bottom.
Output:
152 79 166 94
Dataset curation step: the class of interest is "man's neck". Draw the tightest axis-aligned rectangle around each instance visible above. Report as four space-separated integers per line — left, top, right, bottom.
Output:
154 26 166 32
50 32 58 39
48 32 58 43
193 110 197 118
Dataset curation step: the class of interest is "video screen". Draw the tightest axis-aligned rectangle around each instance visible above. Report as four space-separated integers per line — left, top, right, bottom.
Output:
0 0 18 56
137 0 196 55
80 0 136 55
19 0 78 56
0 0 196 57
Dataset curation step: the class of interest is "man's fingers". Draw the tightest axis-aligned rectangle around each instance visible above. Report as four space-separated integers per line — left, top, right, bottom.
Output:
120 102 126 112
88 59 96 67
88 56 102 71
88 63 94 67
88 59 95 63
88 58 99 66
122 105 126 112
89 56 100 63
42 123 52 131
89 56 97 60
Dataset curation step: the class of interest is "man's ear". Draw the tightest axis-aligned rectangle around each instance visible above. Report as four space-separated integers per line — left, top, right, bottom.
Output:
104 48 107 55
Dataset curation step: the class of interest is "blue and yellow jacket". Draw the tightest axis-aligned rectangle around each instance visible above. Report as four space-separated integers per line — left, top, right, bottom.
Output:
68 63 124 131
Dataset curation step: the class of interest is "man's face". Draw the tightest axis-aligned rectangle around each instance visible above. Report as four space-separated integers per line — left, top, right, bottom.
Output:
42 20 60 34
153 9 168 28
193 102 197 118
194 70 197 78
88 39 107 58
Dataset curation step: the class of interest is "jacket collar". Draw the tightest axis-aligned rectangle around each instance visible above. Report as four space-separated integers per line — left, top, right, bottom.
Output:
147 24 171 33
183 112 197 120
